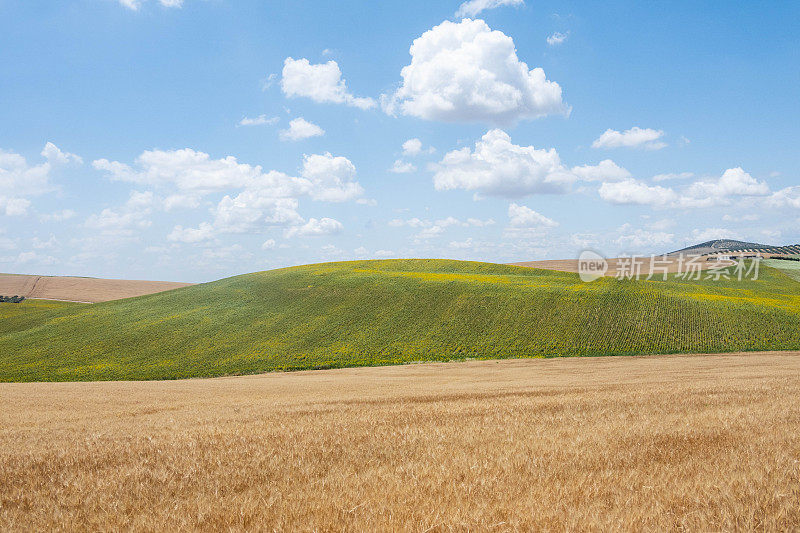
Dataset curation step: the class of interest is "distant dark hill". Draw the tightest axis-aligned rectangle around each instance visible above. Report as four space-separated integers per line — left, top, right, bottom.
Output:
669 239 800 256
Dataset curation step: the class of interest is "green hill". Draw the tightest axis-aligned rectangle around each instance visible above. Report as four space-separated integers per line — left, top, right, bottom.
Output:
1 259 800 382
763 258 800 282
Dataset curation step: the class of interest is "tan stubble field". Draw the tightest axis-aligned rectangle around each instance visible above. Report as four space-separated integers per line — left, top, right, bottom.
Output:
1 352 799 531
0 273 192 303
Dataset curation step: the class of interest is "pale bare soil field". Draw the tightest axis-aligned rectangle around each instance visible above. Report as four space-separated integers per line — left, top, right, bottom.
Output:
0 273 192 303
1 352 799 531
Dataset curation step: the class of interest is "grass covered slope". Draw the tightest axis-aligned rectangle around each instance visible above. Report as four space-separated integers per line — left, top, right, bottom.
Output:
1 259 800 381
763 258 800 282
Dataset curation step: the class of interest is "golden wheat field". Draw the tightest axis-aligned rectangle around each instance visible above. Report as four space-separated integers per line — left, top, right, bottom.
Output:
2 352 799 531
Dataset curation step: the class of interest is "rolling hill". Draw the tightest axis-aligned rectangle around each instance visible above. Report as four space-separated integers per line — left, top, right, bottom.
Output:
1 259 800 382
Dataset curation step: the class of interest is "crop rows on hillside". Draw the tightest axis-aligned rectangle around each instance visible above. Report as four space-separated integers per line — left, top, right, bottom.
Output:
1 259 799 381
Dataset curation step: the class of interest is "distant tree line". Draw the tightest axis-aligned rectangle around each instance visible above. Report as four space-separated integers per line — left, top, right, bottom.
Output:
770 256 800 262
0 295 25 303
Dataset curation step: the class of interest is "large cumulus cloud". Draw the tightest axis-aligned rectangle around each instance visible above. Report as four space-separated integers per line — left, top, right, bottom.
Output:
383 19 568 125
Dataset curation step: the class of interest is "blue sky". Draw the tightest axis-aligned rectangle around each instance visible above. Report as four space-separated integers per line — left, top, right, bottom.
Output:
1 0 798 282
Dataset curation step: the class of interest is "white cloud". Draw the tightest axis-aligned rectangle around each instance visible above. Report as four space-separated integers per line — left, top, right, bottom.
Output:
281 57 375 109
723 213 759 222
507 203 558 228
546 31 569 46
646 218 676 231
395 139 434 169
449 237 476 249
94 148 356 201
238 114 279 127
415 216 463 239
615 223 673 249
391 216 494 239
0 197 31 216
400 138 420 157
389 217 428 228
466 217 495 227
652 172 693 182
39 209 76 222
317 244 343 258
262 239 276 250
199 244 251 264
691 228 737 242
32 235 58 250
415 226 447 239
382 19 568 125
599 168 774 209
16 251 36 263
0 235 17 251
167 222 215 243
761 229 781 240
85 190 154 235
163 193 201 211
209 194 302 234
92 148 344 202
118 0 142 9
284 217 343 238
598 179 678 206
118 0 182 9
455 0 524 18
300 152 364 202
571 159 631 182
279 117 325 141
433 129 575 197
571 233 599 249
592 127 667 150
93 148 264 192
0 142 79 215
0 143 70 197
96 148 364 243
13 251 56 266
389 160 416 174
261 73 277 91
686 167 769 199
41 142 83 165
768 186 800 209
